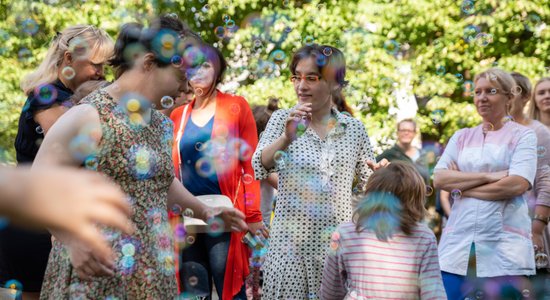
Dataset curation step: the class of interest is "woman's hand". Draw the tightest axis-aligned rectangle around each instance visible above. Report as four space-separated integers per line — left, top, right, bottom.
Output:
6 167 134 267
448 161 459 171
284 103 312 142
205 207 248 232
68 242 116 280
533 232 544 253
366 158 390 171
247 221 270 239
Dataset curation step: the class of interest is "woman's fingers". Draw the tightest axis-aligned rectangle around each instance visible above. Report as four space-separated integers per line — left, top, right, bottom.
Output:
88 202 134 236
76 267 93 281
229 209 248 232
83 254 115 277
74 226 115 270
88 174 132 217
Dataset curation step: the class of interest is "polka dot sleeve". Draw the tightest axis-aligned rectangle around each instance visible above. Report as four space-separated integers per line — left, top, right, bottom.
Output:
252 109 289 180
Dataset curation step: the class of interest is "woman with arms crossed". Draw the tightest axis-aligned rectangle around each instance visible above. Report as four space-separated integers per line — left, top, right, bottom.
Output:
434 68 537 299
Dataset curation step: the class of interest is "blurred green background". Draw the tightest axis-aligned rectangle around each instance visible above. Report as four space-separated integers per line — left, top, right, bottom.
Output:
0 0 548 164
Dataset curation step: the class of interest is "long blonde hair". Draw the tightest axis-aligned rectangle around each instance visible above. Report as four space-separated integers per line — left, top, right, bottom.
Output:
527 77 550 121
20 25 114 95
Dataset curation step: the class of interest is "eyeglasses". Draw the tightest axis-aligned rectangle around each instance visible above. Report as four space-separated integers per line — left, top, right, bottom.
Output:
474 87 507 97
398 129 415 133
290 74 321 84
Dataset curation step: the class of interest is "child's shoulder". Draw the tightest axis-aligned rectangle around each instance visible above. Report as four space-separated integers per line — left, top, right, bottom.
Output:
410 222 437 240
336 222 357 236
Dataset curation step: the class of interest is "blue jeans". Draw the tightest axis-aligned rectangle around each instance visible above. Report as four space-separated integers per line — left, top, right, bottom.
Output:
179 232 246 299
442 243 527 300
442 271 527 300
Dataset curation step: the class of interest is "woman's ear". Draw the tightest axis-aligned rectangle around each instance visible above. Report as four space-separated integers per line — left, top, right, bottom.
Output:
142 53 157 72
63 51 73 65
331 82 342 93
522 95 531 105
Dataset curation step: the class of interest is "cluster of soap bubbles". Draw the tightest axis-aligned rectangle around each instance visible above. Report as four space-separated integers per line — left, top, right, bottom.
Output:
117 93 152 129
118 237 139 276
126 145 159 180
244 230 269 269
145 207 176 275
69 123 101 161
69 282 88 299
193 135 253 179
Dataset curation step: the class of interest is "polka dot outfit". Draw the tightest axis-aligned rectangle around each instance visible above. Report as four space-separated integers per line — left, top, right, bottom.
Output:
252 108 375 299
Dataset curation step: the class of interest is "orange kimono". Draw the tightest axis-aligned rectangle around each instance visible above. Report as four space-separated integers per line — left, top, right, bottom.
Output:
170 90 262 299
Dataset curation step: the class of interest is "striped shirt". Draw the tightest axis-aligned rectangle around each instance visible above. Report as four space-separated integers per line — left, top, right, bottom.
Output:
319 222 446 300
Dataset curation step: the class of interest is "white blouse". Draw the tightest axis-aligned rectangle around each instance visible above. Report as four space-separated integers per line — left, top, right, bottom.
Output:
435 121 537 277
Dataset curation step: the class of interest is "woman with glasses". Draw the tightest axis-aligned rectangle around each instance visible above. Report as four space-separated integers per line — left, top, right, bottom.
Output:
0 24 113 300
434 68 537 299
252 44 383 299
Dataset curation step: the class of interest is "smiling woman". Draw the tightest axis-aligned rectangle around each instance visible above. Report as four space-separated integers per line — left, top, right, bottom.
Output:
252 44 379 299
528 77 550 128
0 24 114 300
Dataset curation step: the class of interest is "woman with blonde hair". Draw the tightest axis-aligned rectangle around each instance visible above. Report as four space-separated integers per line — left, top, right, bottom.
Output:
527 77 550 127
509 73 550 275
320 161 446 299
434 68 537 299
0 25 113 299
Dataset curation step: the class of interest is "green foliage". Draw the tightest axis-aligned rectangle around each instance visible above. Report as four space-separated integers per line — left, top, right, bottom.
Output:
0 0 549 163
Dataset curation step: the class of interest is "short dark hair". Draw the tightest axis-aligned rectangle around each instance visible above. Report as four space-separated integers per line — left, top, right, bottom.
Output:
109 14 199 78
198 43 227 85
290 44 348 87
290 44 349 115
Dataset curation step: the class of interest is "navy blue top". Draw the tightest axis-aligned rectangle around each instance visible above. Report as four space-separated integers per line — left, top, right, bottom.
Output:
14 80 73 163
180 116 221 196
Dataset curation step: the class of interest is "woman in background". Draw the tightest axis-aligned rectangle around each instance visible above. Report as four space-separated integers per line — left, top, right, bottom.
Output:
171 42 264 299
0 24 113 300
510 72 550 274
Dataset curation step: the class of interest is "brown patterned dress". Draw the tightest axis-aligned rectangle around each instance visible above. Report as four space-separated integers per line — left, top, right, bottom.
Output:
40 90 177 299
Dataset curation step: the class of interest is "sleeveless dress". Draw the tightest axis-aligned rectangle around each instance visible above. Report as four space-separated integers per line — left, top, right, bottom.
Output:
40 89 177 299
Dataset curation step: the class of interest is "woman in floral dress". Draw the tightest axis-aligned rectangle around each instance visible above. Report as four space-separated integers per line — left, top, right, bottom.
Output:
34 16 247 299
